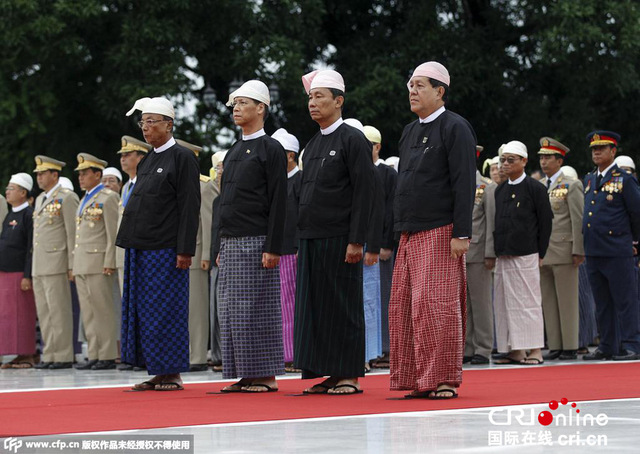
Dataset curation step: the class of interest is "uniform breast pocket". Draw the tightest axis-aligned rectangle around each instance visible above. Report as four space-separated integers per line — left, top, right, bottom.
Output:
144 170 172 196
318 156 345 186
235 159 264 191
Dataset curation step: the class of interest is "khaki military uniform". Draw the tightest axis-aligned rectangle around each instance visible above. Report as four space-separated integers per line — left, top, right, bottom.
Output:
116 179 133 293
0 194 7 234
540 172 584 351
72 186 119 361
465 171 497 359
188 175 217 365
32 185 79 363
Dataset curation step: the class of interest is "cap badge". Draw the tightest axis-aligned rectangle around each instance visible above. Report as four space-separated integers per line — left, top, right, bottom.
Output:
592 133 600 141
542 139 550 147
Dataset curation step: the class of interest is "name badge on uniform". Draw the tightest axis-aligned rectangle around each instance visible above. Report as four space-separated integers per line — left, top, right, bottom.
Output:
157 168 163 173
329 150 336 156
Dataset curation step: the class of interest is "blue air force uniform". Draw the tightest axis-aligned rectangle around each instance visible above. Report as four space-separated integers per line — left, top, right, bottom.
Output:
583 131 640 359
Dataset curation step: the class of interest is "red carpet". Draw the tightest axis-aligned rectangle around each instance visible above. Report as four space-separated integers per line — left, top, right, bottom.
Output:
2 363 639 436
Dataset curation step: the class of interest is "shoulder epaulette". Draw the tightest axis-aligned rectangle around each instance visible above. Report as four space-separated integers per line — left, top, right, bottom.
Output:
481 176 493 185
200 174 211 183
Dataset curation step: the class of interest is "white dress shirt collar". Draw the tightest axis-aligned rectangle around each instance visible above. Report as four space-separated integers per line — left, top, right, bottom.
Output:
287 166 300 178
508 173 526 185
419 106 446 124
320 118 344 136
547 169 563 187
154 136 176 153
12 201 29 213
45 183 61 199
243 128 266 141
598 162 616 178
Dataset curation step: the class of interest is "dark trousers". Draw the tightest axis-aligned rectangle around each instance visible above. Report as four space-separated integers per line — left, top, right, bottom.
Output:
586 256 640 354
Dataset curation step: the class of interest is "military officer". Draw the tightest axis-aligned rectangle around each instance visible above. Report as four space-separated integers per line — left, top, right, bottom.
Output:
31 156 79 369
538 137 584 361
176 139 217 372
582 131 640 361
463 145 496 365
72 153 120 370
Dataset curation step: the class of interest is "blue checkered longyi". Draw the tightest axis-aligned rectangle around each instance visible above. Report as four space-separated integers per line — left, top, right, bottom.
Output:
121 248 190 375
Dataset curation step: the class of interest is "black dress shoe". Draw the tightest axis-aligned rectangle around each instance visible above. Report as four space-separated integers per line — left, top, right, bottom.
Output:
462 356 473 364
117 363 134 371
471 354 490 365
34 362 53 369
583 349 612 361
612 349 640 361
50 362 73 369
189 363 209 372
92 360 116 370
543 350 562 360
74 360 99 370
559 350 577 360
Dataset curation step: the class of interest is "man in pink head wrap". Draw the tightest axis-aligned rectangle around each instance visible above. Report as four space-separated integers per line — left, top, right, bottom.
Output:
390 61 476 399
294 69 376 395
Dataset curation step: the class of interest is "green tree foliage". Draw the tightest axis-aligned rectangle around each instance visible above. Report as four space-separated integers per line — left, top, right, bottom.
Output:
1 0 639 189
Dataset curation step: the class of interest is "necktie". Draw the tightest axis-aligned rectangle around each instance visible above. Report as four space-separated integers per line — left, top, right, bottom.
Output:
596 173 603 188
123 182 135 208
546 179 551 190
40 195 47 209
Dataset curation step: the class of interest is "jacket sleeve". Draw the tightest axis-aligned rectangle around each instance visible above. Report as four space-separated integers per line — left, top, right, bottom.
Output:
62 192 79 270
483 183 497 258
264 142 288 254
347 134 376 244
622 174 640 243
103 192 119 269
568 180 585 256
444 118 476 238
200 181 216 262
24 209 34 278
381 166 397 249
534 180 554 258
176 150 201 256
366 171 385 253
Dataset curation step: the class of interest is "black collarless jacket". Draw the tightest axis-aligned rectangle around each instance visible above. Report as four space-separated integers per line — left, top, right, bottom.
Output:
116 142 201 256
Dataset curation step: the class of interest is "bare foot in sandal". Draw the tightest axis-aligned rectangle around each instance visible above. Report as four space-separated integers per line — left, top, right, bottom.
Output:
327 378 362 395
221 378 252 393
243 376 278 393
303 377 339 394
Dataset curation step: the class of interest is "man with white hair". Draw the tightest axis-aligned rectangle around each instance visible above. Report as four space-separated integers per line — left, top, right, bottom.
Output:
295 69 375 395
493 140 553 365
118 96 200 390
216 80 287 393
390 61 475 399
271 128 301 372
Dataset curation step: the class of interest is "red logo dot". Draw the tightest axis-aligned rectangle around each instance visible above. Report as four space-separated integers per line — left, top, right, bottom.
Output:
576 409 580 413
538 411 554 426
561 398 568 405
571 403 576 408
549 400 558 410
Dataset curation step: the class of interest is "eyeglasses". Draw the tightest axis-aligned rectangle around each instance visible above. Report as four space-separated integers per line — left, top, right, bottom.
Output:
137 119 169 129
499 157 522 164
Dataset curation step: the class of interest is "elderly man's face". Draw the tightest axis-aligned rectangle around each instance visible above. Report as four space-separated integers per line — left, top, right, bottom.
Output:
308 88 342 125
102 175 122 193
490 164 500 184
141 113 172 148
5 184 27 206
408 76 444 118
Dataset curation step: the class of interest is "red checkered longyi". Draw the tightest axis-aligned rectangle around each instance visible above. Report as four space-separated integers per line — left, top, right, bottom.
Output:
389 224 467 391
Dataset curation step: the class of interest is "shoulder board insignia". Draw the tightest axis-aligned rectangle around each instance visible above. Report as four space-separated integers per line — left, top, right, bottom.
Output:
103 188 113 194
612 172 620 177
200 174 211 183
60 188 70 193
481 176 493 184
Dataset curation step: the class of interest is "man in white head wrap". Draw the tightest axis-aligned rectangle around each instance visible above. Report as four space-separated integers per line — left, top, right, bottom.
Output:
294 69 376 395
215 80 288 393
117 96 201 390
390 61 476 399
102 167 123 194
271 128 301 371
493 140 552 366
0 172 38 368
